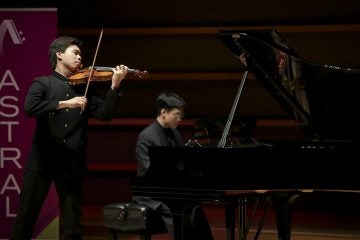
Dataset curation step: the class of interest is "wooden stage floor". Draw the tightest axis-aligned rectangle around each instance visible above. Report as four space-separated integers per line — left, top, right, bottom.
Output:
82 199 360 240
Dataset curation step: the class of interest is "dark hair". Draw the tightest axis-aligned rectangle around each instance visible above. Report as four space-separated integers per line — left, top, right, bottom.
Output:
48 36 82 69
156 92 186 116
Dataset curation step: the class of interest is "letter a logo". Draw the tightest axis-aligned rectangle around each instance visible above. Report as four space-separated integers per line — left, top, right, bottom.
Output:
0 19 25 56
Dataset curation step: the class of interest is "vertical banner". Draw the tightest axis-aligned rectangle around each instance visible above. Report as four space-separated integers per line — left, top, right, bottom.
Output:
0 8 58 239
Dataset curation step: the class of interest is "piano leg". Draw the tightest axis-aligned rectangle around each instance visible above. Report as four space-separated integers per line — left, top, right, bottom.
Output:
272 192 301 240
171 211 184 240
238 198 247 240
225 203 236 240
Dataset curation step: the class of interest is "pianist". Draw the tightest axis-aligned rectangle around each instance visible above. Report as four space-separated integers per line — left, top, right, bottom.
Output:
133 91 214 240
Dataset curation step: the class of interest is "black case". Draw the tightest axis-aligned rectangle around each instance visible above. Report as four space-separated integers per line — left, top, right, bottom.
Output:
103 202 148 231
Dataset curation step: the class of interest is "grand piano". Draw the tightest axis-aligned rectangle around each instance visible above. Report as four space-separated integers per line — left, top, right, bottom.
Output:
132 29 360 240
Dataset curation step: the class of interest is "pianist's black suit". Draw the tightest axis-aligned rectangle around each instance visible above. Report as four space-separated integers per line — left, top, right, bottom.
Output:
133 120 214 240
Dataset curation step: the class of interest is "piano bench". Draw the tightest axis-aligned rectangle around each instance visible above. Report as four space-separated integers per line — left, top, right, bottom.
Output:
103 202 168 240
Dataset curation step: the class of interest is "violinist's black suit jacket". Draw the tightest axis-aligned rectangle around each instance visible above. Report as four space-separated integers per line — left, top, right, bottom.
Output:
24 71 120 174
11 71 121 240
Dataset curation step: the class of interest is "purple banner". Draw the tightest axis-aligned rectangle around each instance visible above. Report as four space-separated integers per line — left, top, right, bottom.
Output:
0 8 58 239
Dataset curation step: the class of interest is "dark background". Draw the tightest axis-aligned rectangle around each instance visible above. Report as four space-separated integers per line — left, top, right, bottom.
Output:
2 0 360 120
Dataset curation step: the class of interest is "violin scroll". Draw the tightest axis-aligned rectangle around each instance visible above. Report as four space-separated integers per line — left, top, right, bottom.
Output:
130 68 148 79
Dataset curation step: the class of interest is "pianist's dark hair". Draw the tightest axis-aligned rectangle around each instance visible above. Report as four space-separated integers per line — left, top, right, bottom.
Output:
156 91 186 116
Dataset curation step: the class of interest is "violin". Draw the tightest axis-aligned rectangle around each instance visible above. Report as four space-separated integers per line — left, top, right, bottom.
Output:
68 66 149 85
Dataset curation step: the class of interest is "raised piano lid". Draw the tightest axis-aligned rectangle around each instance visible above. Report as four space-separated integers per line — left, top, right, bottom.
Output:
219 29 360 142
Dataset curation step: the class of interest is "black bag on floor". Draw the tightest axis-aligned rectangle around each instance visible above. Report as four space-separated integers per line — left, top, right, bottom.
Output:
103 202 149 231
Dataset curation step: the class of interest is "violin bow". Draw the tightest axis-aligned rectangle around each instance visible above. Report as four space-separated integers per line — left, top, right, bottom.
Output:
83 28 103 98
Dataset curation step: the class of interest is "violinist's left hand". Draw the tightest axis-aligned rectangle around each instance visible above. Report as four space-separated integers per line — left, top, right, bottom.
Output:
111 64 128 90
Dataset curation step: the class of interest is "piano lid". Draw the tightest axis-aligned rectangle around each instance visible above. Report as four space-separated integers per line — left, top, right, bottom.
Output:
219 29 360 141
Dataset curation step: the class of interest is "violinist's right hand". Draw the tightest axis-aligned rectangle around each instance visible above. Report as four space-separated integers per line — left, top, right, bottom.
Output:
57 96 87 111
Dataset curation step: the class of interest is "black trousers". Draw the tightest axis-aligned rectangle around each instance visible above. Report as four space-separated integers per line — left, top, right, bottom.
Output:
133 196 214 240
10 171 83 240
183 204 214 240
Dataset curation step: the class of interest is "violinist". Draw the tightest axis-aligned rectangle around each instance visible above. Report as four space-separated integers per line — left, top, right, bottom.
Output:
10 36 128 240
